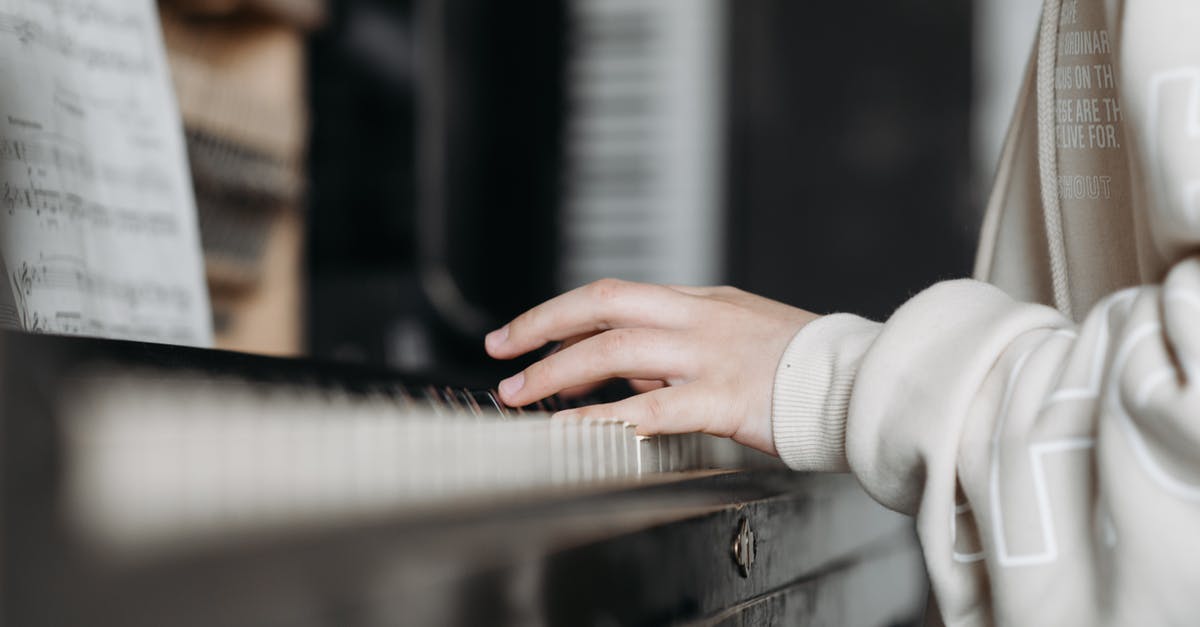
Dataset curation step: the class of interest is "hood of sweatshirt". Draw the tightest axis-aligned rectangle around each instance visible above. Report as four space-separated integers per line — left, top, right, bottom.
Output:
974 0 1199 319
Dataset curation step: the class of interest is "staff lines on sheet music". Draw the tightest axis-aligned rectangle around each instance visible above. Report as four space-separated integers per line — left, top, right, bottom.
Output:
2 184 181 236
28 0 146 32
0 134 174 192
0 9 150 75
2 161 180 236
15 305 196 341
52 81 166 137
0 304 19 327
12 258 193 313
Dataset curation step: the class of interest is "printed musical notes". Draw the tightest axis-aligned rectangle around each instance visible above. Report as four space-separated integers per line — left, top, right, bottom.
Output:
0 0 212 346
9 257 194 339
0 1 150 75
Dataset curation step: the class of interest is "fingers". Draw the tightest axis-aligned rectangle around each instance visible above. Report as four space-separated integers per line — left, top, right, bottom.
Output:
629 379 666 393
557 380 607 399
497 329 689 407
666 284 739 300
665 284 718 297
664 285 709 297
486 279 696 359
552 385 724 438
558 378 664 399
550 331 598 354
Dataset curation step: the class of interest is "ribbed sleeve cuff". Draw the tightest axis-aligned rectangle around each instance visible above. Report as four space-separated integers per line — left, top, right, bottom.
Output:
772 313 882 472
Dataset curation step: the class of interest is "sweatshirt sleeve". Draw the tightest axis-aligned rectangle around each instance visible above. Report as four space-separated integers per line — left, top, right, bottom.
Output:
771 313 880 473
771 259 1200 625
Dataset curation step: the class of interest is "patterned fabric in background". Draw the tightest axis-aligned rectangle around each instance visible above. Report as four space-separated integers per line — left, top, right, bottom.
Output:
159 0 326 354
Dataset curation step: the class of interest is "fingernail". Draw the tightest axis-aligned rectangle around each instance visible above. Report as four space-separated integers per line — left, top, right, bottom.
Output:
498 372 524 398
485 325 509 351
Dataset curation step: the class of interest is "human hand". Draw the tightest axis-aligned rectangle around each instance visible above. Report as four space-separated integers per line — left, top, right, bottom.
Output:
484 279 819 456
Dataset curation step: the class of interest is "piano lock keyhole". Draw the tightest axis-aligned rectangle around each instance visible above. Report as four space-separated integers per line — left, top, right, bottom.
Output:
731 517 756 578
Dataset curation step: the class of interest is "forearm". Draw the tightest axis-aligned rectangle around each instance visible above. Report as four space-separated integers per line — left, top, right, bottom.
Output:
771 260 1200 624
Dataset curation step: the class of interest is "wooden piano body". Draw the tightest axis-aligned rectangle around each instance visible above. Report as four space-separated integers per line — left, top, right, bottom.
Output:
0 331 926 625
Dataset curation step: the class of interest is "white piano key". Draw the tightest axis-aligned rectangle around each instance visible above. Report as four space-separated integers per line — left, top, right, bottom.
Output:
58 371 743 553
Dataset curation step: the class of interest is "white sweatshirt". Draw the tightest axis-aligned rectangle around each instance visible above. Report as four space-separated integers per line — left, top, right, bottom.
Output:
770 0 1200 625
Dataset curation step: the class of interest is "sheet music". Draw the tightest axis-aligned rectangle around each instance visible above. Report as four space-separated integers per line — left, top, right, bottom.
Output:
0 0 212 346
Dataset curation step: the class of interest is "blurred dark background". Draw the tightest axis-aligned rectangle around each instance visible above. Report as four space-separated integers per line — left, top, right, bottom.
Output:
299 0 981 381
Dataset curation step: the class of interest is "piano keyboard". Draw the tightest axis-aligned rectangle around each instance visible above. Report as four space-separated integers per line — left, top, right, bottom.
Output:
0 332 920 627
60 369 738 553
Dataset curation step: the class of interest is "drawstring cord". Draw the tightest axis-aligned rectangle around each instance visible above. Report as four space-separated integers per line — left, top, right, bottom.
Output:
1036 0 1075 319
